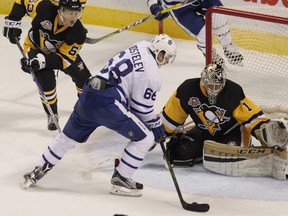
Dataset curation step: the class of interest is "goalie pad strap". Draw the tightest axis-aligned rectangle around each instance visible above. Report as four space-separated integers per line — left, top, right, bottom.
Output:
203 140 288 180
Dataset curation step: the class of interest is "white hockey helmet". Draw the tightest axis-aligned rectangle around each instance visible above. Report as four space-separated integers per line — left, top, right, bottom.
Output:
201 63 226 104
149 34 177 66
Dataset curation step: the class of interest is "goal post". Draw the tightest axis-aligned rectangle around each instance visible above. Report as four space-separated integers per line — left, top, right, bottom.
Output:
205 6 288 118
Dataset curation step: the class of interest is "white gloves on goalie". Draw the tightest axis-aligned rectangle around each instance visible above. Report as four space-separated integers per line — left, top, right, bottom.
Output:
255 118 288 149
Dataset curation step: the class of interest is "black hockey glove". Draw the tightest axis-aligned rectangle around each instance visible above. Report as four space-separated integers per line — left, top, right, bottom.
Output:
147 0 169 21
3 16 22 44
20 53 46 73
166 133 202 167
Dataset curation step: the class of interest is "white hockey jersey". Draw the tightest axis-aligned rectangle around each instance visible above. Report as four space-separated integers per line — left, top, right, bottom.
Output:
98 41 162 122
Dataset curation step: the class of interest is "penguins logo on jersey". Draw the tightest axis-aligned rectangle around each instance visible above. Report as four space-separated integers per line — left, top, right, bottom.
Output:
39 30 62 53
40 20 52 31
193 104 230 135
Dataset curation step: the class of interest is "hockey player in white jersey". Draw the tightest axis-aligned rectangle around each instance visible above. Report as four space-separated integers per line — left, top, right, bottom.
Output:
21 34 177 197
147 0 243 65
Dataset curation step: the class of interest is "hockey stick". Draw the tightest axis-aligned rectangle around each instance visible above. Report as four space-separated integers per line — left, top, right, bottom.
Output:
15 38 61 133
160 141 210 212
85 0 190 44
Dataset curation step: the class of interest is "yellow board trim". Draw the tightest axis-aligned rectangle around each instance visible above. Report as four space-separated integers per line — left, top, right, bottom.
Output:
81 6 192 40
1 0 288 55
0 0 191 40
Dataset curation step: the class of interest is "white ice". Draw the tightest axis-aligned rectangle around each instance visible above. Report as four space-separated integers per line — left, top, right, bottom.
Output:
0 16 288 216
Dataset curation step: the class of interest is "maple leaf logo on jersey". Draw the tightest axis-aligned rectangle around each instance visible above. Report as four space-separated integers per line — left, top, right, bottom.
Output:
193 104 230 135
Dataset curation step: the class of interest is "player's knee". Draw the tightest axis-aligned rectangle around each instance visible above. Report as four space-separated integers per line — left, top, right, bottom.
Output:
134 131 155 153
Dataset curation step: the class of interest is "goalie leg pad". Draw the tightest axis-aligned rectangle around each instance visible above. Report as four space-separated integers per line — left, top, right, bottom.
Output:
272 148 288 180
203 140 274 177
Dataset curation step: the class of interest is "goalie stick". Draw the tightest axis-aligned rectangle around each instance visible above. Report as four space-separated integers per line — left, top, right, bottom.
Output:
15 38 61 133
85 0 190 44
160 141 210 212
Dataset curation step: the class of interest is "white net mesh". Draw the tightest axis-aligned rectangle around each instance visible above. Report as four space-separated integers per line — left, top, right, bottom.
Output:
209 6 288 118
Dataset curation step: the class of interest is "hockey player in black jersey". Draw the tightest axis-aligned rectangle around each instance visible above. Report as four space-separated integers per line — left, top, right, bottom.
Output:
3 0 91 131
161 63 271 165
160 64 288 180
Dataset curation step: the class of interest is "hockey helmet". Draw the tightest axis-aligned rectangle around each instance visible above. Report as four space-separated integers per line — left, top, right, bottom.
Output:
59 0 82 10
58 0 83 26
149 33 177 66
201 63 226 104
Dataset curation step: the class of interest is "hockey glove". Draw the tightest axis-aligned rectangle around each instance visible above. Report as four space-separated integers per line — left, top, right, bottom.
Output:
255 119 288 149
166 133 201 167
21 53 46 73
147 117 166 143
3 16 22 44
147 0 169 21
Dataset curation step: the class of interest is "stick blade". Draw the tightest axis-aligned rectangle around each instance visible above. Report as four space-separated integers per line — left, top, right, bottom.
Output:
85 37 101 44
183 202 210 212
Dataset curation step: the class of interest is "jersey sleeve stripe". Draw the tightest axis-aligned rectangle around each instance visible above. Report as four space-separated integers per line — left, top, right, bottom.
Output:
131 98 153 108
130 106 154 115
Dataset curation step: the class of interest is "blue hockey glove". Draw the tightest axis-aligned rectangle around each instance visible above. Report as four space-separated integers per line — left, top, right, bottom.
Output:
147 0 169 21
147 117 167 143
21 53 46 73
3 16 22 44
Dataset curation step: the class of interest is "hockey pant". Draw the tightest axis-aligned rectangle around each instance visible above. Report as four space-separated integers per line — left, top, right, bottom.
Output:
38 85 155 178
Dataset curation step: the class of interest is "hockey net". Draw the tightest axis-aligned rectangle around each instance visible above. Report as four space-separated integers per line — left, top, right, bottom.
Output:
205 6 288 118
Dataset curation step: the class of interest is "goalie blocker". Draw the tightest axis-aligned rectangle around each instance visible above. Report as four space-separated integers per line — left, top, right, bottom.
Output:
203 140 288 180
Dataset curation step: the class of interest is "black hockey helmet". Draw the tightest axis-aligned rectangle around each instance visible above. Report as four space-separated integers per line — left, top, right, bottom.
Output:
59 0 82 10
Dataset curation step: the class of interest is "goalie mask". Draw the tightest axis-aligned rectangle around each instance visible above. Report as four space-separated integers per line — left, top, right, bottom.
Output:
149 34 177 67
58 0 83 27
201 63 226 105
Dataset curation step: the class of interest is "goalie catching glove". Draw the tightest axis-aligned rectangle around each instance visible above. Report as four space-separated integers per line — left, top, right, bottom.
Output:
3 16 22 44
21 53 46 73
255 118 288 149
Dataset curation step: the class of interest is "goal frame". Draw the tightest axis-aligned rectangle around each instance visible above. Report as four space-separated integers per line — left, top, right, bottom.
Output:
205 6 288 65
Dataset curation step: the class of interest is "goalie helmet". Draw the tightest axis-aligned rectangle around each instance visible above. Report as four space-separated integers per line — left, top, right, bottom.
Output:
201 63 226 105
149 34 177 67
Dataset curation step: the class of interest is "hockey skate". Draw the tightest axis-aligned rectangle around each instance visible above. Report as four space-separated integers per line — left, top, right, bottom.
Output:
47 114 59 131
223 43 244 66
20 162 53 189
110 169 143 197
211 48 225 67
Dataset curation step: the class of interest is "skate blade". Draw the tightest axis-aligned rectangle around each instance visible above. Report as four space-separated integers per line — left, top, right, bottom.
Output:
20 179 33 190
109 185 142 197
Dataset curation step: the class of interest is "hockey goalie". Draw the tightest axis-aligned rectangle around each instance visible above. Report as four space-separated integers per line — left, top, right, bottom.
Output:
160 64 288 180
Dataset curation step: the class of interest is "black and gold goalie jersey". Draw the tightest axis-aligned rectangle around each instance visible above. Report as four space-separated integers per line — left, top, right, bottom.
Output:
8 0 87 70
161 78 269 146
